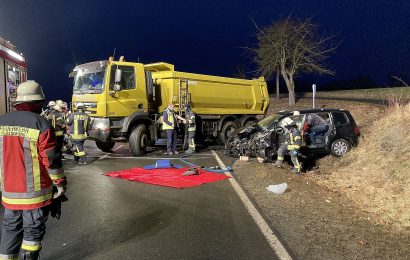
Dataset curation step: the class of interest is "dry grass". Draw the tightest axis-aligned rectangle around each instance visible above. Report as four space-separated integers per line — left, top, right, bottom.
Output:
316 103 410 229
304 86 410 102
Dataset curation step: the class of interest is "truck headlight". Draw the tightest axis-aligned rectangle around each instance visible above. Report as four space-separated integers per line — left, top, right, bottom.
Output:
92 118 110 131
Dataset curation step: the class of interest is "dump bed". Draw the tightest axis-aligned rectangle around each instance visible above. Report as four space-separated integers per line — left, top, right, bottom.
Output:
145 63 269 115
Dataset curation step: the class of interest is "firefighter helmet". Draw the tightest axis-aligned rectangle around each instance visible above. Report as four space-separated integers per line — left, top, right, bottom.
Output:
15 81 45 103
282 117 295 127
48 101 56 107
56 100 64 107
76 102 85 109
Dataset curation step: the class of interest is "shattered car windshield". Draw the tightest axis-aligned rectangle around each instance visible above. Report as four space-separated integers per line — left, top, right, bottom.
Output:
73 70 105 94
258 114 281 130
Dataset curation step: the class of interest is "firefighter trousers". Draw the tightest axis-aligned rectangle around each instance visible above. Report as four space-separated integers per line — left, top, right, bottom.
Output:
276 144 301 172
72 139 86 163
0 207 49 259
187 131 195 151
56 135 64 154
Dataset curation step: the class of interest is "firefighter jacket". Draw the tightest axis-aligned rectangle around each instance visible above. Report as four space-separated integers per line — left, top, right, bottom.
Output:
186 110 196 132
47 110 65 137
66 111 91 140
0 111 65 210
162 108 177 130
285 127 302 151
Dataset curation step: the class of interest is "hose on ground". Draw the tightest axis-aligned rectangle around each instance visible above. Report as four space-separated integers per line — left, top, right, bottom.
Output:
179 154 233 173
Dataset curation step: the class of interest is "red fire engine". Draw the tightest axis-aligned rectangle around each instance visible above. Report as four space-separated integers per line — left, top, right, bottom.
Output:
0 37 27 115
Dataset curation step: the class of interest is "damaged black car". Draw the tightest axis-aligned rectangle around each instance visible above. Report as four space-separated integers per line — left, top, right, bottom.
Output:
225 109 360 161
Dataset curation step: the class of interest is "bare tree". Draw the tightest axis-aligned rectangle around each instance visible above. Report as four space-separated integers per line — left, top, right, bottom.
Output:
254 16 337 105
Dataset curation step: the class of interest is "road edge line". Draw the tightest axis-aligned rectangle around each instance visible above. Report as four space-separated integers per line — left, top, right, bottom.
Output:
211 150 293 260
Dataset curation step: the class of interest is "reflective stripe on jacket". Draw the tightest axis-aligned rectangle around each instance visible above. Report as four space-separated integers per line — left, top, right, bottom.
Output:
48 110 65 136
0 111 65 210
162 109 175 130
66 111 90 140
186 111 196 132
286 127 302 150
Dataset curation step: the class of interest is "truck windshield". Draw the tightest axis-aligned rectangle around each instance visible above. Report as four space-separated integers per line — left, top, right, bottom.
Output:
258 114 281 130
73 71 105 94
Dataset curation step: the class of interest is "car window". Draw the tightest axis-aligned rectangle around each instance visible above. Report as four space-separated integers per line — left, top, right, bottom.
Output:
332 112 349 125
317 113 330 122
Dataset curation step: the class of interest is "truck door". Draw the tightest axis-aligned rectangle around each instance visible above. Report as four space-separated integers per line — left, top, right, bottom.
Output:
106 64 140 117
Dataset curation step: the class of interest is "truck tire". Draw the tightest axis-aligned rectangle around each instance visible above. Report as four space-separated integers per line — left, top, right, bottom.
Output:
95 140 115 152
129 124 148 156
218 121 238 145
330 138 350 157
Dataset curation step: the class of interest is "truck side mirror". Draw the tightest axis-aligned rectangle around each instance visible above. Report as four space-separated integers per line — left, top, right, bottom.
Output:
113 68 123 92
115 68 122 83
113 84 122 91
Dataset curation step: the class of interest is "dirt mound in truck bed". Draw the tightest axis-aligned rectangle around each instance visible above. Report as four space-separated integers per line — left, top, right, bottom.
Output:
316 103 410 229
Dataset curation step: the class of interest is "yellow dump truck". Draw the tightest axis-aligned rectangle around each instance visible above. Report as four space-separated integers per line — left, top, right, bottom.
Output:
70 58 269 155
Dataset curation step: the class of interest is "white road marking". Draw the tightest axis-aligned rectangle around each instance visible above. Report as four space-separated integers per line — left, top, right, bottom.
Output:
211 150 293 260
97 144 125 161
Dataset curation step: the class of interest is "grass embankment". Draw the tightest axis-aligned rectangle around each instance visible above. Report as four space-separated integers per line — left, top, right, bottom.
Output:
317 103 410 229
304 87 410 102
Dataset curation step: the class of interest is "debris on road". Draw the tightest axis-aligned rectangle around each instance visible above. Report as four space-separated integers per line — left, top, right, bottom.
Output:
240 155 249 161
182 167 201 176
266 183 288 194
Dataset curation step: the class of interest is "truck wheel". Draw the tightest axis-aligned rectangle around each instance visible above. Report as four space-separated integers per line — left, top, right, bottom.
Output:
129 125 148 156
330 138 350 157
218 121 238 145
95 140 115 152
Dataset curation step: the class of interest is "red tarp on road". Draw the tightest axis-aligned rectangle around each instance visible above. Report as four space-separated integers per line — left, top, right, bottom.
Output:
104 167 230 189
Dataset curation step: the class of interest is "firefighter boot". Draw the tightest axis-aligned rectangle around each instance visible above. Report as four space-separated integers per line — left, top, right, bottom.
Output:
274 160 283 168
78 158 88 165
185 149 195 154
20 249 40 260
291 167 301 174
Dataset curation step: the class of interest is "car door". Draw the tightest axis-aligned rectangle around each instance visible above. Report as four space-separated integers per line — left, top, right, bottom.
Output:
330 111 353 140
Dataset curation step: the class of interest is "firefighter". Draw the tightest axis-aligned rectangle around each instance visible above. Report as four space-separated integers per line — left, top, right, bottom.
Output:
41 100 55 118
0 81 66 260
66 102 91 165
184 103 196 154
47 103 66 154
162 103 186 155
274 117 302 174
61 102 71 153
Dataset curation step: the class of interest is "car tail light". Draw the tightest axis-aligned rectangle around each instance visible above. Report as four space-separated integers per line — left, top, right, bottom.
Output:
354 126 360 136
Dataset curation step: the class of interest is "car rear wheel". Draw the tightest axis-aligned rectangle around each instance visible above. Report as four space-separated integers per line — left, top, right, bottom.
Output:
330 138 350 157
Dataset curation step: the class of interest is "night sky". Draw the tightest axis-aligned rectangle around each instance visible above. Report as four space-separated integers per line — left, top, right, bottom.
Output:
1 0 409 101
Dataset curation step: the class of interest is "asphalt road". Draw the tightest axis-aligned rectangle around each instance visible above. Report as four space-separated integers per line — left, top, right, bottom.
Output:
3 141 280 259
